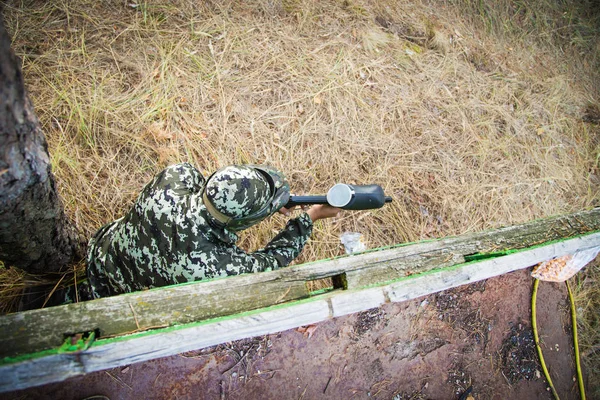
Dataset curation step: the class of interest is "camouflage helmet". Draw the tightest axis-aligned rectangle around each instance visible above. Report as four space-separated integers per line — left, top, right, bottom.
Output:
202 165 291 231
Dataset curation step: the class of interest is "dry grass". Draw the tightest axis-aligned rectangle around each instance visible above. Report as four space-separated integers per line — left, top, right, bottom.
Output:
3 0 598 247
0 261 83 313
0 263 28 313
1 0 599 339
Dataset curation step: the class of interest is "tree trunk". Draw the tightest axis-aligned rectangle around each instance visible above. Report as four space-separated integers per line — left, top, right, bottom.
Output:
0 14 82 274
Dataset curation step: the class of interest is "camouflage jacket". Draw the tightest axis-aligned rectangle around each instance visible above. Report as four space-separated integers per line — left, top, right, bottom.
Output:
86 163 313 298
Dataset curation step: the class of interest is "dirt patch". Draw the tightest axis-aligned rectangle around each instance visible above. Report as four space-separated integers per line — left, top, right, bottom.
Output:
387 337 449 361
447 359 473 398
434 281 491 349
354 307 386 336
392 390 427 400
500 321 539 384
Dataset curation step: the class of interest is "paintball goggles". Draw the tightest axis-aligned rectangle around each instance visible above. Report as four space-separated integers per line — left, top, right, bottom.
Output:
285 184 392 210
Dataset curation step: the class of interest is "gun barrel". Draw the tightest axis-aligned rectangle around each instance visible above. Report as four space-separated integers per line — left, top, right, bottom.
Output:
285 195 328 208
284 184 393 210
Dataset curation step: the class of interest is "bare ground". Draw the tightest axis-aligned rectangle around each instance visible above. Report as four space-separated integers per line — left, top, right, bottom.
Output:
6 269 585 399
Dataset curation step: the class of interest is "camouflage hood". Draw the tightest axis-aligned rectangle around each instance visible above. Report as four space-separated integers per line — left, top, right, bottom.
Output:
202 165 290 231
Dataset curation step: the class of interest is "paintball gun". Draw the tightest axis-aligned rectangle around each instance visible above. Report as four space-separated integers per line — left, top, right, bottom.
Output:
285 183 392 210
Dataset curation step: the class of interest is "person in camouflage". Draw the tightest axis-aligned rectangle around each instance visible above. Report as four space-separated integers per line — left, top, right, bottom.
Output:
84 163 339 299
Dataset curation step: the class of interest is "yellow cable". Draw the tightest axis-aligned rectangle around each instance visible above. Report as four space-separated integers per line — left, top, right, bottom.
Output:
566 280 586 400
532 278 560 400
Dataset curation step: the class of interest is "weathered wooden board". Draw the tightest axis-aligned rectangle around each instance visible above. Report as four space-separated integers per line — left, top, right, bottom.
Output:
2 230 599 393
0 270 309 359
1 208 599 360
292 207 600 288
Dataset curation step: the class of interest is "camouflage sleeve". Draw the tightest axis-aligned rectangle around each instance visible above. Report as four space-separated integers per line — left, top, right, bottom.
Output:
252 212 313 267
207 212 313 276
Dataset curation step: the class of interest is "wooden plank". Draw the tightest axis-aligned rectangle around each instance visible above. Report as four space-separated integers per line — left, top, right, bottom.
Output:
385 233 600 303
2 230 598 393
1 208 598 359
0 273 308 359
287 207 600 289
319 208 600 288
329 287 387 317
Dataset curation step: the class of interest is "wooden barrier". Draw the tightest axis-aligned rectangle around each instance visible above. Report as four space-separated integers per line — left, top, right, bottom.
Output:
1 208 599 393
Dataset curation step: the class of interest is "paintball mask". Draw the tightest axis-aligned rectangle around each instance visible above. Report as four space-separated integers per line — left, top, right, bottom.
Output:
202 165 291 231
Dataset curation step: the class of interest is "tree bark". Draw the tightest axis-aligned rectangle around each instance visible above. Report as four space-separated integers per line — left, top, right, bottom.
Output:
0 14 82 274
